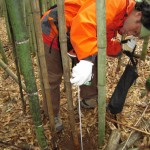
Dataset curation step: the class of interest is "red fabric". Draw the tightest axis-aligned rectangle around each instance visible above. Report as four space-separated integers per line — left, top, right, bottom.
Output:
42 33 59 49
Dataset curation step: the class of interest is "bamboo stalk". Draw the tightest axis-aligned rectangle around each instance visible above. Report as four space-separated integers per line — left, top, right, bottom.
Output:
12 40 26 113
57 0 79 148
140 36 149 61
5 0 48 149
25 0 37 55
29 0 57 149
0 0 4 17
2 0 12 43
39 0 47 16
25 0 46 114
96 0 106 146
0 59 26 91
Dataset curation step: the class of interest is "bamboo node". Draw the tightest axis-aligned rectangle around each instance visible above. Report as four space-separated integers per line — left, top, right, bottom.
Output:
27 92 38 96
15 39 29 45
59 39 67 43
37 125 42 128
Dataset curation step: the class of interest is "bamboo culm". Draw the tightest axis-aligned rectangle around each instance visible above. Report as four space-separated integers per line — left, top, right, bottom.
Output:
5 0 48 149
140 36 149 61
96 0 107 146
57 0 79 148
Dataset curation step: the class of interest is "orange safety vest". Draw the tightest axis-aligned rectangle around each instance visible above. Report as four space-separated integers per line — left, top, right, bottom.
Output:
41 0 89 48
70 0 136 60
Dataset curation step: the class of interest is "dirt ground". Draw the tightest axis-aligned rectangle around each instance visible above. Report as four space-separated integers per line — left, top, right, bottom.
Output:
0 17 150 150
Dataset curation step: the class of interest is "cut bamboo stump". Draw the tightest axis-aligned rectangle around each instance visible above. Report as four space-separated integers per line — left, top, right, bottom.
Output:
106 129 121 150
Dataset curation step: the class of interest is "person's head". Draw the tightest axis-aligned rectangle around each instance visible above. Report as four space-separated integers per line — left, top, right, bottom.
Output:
119 0 150 38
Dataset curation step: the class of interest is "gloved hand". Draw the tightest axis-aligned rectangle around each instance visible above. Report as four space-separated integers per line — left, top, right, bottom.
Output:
127 36 136 49
70 60 94 86
122 36 136 52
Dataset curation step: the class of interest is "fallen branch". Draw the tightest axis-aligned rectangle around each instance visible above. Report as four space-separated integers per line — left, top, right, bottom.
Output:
120 104 149 150
0 59 26 91
106 116 150 135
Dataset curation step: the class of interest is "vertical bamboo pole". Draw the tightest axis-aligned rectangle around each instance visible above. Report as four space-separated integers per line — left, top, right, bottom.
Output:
57 0 79 148
39 0 47 16
25 0 37 55
29 0 58 149
96 0 106 146
140 36 149 61
5 0 48 149
0 0 4 17
2 0 12 43
26 0 47 115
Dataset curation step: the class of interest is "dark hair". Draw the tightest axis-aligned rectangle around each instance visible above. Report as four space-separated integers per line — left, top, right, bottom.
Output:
135 0 150 30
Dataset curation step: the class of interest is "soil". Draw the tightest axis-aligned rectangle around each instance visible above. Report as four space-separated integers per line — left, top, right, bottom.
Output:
0 16 150 150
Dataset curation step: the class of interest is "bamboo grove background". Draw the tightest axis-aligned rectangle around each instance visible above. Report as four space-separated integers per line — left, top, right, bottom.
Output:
0 0 150 150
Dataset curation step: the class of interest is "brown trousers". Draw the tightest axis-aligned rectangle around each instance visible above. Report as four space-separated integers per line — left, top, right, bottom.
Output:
44 43 97 116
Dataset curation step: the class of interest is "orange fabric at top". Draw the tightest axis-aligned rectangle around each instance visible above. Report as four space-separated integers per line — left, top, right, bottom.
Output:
41 0 89 47
70 0 136 60
65 0 94 28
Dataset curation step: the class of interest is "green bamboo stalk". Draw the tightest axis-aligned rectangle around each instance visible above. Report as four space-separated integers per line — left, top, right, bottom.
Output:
0 58 26 91
46 0 51 10
25 0 47 114
50 0 56 6
0 0 4 17
20 0 26 25
96 0 106 146
29 0 57 149
12 38 26 113
140 36 149 61
5 0 48 149
25 0 37 56
0 39 8 65
2 0 12 43
39 0 47 16
57 0 79 148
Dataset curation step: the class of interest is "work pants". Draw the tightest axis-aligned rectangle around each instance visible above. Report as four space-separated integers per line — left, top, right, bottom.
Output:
44 43 97 116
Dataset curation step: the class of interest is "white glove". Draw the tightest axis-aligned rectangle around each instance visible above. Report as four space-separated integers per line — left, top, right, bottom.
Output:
70 60 94 86
123 36 136 52
127 36 136 49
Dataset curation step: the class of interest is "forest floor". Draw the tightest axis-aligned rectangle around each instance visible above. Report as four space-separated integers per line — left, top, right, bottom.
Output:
0 16 150 150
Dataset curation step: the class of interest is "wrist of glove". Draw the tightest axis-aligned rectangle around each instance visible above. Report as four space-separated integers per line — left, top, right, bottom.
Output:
70 60 94 86
122 36 136 52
